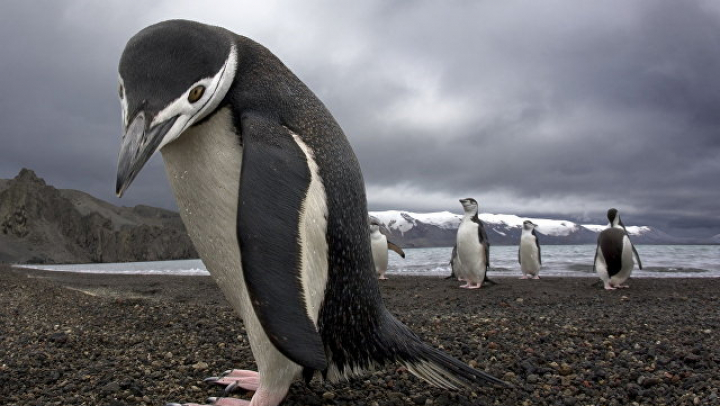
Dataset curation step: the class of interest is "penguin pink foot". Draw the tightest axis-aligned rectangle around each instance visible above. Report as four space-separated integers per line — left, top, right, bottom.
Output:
205 369 260 393
378 275 389 280
519 275 529 280
532 275 540 280
168 387 287 406
466 282 482 290
604 285 617 290
168 397 249 406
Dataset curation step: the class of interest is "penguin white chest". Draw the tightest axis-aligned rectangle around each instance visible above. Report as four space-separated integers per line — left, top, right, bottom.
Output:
456 220 485 276
370 231 389 272
159 108 307 385
519 234 540 273
160 108 247 312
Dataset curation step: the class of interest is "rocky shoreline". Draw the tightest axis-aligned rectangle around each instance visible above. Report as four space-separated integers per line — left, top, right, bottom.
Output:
1 265 718 405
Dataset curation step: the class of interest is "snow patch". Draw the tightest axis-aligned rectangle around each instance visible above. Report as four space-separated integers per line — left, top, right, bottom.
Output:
370 210 461 235
370 210 652 238
582 224 650 236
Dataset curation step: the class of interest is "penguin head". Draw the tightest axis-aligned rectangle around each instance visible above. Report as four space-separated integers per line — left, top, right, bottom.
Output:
116 20 238 197
522 220 538 230
459 198 478 214
607 208 623 228
368 216 382 233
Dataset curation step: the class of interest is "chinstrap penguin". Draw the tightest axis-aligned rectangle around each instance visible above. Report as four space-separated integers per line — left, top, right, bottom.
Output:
455 198 490 289
369 216 405 280
115 20 507 406
518 220 541 279
593 208 643 290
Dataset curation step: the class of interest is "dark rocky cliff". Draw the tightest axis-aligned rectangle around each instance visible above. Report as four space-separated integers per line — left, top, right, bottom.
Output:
0 169 197 264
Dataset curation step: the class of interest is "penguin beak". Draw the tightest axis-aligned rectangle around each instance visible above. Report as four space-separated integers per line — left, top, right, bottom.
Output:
116 112 178 197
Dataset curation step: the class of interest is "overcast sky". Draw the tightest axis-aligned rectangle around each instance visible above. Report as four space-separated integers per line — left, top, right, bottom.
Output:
1 1 719 237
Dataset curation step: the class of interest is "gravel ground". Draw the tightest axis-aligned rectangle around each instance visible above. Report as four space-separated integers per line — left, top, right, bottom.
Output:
1 265 719 406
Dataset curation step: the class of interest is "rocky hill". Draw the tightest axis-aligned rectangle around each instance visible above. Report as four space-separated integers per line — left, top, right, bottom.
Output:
0 169 197 264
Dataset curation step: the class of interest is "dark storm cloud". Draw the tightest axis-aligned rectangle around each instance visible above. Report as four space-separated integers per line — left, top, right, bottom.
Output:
0 1 174 210
0 1 718 237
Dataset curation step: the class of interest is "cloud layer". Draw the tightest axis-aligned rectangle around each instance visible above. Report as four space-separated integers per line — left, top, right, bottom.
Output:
1 0 719 237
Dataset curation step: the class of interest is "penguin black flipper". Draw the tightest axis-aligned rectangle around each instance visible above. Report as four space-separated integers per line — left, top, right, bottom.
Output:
631 243 642 269
237 111 327 371
446 245 458 279
532 228 542 265
476 218 490 271
387 240 405 258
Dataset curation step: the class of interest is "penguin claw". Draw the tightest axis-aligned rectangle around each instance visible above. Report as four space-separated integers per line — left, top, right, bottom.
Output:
207 397 252 406
165 403 204 406
204 369 260 392
224 381 238 393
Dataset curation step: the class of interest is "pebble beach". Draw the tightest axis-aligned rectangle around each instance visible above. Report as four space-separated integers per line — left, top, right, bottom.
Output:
1 264 719 406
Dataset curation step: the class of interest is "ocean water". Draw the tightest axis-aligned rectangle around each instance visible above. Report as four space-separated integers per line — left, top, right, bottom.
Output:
16 245 720 278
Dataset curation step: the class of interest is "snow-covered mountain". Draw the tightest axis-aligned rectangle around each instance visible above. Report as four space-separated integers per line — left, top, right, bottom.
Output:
368 210 680 247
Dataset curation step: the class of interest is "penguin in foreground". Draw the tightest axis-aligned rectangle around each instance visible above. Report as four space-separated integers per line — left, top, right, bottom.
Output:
369 216 405 280
116 20 506 406
518 220 541 279
455 198 490 289
593 208 643 290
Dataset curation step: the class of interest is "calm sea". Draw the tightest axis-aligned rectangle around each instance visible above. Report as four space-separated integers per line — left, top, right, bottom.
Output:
16 245 720 278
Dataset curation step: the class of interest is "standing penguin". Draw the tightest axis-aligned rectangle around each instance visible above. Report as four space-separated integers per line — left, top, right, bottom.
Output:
518 220 541 279
116 20 505 406
593 208 643 290
455 198 490 289
369 216 405 280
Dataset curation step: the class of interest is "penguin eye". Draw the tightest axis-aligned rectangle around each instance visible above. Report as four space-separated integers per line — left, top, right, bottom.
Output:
118 84 124 99
188 85 206 103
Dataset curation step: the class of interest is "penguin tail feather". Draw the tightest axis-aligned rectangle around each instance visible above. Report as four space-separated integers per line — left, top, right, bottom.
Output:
401 343 511 389
379 314 511 390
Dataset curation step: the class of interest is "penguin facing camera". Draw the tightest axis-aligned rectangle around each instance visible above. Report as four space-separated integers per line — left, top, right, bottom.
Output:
455 198 491 289
518 220 541 279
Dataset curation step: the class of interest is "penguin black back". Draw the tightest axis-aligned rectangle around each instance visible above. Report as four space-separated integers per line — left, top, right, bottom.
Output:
598 228 625 277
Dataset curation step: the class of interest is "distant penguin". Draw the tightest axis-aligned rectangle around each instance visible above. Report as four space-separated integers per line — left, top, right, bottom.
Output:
593 208 643 290
455 198 490 289
518 220 541 279
369 216 405 280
